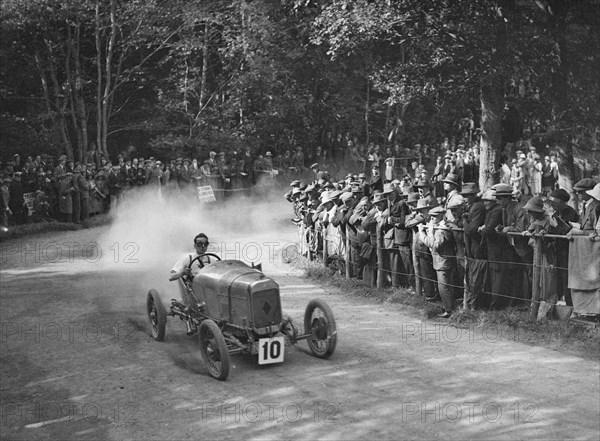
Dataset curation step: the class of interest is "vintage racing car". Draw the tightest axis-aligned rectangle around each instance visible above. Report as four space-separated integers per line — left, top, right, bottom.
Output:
146 253 337 380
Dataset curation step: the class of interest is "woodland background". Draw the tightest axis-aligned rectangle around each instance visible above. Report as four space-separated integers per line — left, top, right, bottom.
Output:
1 0 599 188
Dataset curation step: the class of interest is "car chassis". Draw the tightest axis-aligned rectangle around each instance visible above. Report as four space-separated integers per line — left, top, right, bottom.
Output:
146 253 337 380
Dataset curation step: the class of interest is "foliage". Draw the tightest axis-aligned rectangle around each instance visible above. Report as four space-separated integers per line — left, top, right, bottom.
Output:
1 0 598 166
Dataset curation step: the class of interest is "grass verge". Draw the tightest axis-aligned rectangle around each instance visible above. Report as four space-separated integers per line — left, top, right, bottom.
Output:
288 254 600 361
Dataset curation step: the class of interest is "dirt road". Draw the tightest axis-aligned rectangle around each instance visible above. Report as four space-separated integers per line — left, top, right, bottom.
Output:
1 198 599 440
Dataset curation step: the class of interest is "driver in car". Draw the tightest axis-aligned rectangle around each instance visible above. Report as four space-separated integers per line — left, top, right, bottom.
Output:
169 233 212 281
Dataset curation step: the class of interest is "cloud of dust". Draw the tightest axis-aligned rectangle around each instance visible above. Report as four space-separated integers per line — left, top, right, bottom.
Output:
95 184 297 295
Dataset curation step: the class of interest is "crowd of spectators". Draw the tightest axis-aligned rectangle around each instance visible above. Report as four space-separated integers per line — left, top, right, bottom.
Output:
0 148 290 227
286 142 600 322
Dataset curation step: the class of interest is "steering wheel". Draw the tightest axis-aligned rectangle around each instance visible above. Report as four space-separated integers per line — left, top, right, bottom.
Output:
187 253 221 270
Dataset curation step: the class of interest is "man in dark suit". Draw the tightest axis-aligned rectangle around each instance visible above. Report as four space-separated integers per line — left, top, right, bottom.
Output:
369 165 383 193
106 165 121 212
383 184 412 288
461 183 487 309
479 185 518 309
573 178 599 232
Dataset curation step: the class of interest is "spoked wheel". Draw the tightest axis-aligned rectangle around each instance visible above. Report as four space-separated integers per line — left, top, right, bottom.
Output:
304 299 337 358
147 289 167 341
199 320 230 381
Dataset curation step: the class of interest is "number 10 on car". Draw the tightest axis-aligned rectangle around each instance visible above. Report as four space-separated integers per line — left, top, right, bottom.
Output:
258 336 285 365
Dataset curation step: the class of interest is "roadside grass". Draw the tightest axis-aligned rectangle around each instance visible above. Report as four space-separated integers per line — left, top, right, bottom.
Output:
0 214 111 242
290 255 600 361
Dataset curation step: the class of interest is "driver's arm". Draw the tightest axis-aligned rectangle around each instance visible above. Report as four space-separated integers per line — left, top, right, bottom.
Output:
169 258 191 281
169 268 191 281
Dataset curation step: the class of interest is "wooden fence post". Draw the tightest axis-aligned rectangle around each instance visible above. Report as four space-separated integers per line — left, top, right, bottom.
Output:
345 229 351 279
376 225 384 289
530 236 542 318
323 227 329 268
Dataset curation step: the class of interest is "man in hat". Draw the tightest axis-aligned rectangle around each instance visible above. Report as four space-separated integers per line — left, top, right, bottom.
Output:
405 198 438 299
179 158 192 190
447 195 467 301
310 162 329 183
8 172 26 225
357 172 371 197
58 172 75 222
369 165 383 193
415 178 437 207
421 205 457 317
381 183 413 288
74 164 89 223
107 165 123 212
572 178 599 232
479 185 519 309
461 183 487 309
360 191 385 286
0 175 11 229
54 155 67 178
443 173 462 222
331 192 355 264
347 192 372 279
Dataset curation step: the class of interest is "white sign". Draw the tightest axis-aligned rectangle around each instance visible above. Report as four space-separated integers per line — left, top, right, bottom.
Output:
258 336 285 365
197 185 216 203
23 192 36 216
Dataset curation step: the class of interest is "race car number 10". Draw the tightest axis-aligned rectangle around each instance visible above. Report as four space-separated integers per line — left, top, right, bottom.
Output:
258 336 285 365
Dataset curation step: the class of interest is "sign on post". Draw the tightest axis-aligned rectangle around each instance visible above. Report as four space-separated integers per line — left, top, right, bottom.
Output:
23 192 36 216
197 186 216 203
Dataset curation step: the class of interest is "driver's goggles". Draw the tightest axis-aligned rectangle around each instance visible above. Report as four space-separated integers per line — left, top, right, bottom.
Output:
195 242 209 247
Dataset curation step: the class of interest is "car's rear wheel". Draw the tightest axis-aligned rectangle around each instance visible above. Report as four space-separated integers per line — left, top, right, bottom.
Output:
199 320 230 381
147 289 167 341
304 299 337 358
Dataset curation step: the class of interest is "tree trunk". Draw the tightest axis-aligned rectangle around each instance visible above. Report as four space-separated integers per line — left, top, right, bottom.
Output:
101 0 117 157
95 0 103 163
478 0 514 192
197 22 210 129
45 44 74 160
66 24 83 162
365 76 370 146
548 0 575 189
74 22 89 163
479 80 504 192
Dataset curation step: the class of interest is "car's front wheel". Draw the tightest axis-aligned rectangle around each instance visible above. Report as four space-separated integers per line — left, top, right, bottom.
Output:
147 289 167 341
304 299 337 358
199 320 230 381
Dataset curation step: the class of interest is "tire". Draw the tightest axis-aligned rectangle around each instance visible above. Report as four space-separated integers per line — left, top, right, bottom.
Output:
199 320 231 381
147 289 167 342
304 299 337 358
